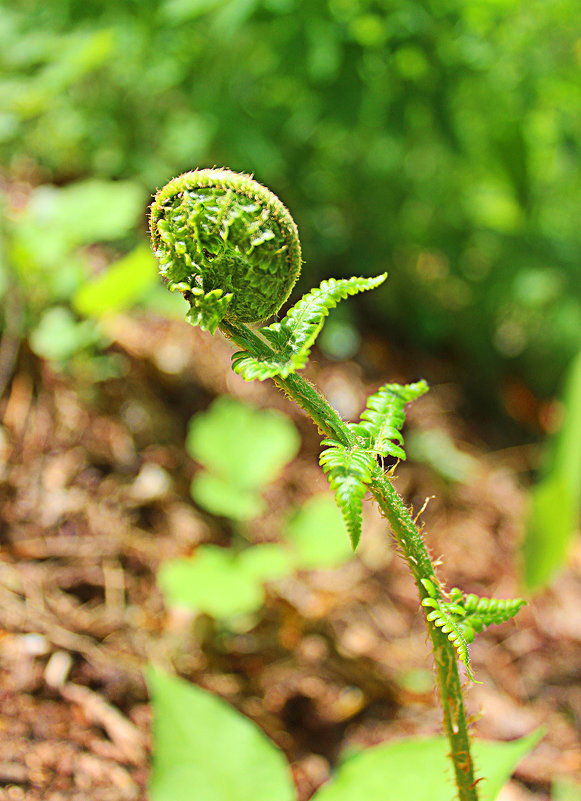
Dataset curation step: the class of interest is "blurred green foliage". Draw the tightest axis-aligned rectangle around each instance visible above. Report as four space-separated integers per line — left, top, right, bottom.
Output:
148 667 542 801
0 176 184 378
160 398 357 622
523 349 581 591
1 0 580 396
158 543 293 620
187 396 301 519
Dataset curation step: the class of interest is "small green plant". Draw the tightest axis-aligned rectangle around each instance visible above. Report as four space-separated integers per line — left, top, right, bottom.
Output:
149 168 529 801
186 395 300 520
158 397 354 623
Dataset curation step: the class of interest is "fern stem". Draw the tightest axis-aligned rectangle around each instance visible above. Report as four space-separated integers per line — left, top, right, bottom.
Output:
371 474 478 801
221 319 479 801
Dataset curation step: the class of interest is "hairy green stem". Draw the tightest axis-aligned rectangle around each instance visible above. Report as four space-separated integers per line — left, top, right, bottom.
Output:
221 319 479 801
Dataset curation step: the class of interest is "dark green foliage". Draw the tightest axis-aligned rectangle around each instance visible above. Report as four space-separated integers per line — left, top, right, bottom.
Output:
232 274 386 380
4 0 581 395
150 169 301 324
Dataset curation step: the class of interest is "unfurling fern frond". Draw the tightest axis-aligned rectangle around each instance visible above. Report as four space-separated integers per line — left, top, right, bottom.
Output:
150 169 301 324
319 441 376 550
447 588 527 644
186 287 234 335
232 274 387 381
350 380 429 460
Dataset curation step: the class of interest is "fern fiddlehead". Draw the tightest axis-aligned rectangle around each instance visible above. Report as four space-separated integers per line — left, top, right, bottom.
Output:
150 168 301 331
150 168 526 801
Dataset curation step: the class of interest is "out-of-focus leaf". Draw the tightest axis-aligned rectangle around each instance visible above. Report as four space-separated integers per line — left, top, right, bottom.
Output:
147 668 295 801
284 495 353 569
191 472 263 520
406 429 478 484
523 350 581 590
312 730 544 801
29 307 103 362
237 544 292 581
23 179 144 246
73 244 158 318
161 0 226 25
11 30 115 118
158 544 292 619
186 397 300 490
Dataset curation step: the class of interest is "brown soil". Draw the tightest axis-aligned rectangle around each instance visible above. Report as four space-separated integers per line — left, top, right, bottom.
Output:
0 315 580 801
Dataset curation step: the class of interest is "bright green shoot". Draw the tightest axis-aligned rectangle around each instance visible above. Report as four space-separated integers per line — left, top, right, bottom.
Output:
150 168 529 801
159 397 353 622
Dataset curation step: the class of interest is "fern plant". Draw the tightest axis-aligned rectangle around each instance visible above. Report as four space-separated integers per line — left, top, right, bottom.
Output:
150 168 527 801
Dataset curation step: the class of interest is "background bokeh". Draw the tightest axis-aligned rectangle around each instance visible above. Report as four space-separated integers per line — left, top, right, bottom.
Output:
3 0 581 401
2 2 581 800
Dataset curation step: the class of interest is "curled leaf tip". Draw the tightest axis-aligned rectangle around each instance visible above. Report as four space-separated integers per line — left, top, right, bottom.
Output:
149 168 302 326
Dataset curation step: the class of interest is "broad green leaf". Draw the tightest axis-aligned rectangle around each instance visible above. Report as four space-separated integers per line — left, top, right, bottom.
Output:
312 730 544 801
237 544 293 581
284 495 353 569
523 350 581 590
191 472 264 520
73 245 158 318
187 397 300 490
147 668 295 801
523 475 573 590
158 544 292 619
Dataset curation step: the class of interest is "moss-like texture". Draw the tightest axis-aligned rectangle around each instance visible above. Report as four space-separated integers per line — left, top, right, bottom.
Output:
150 168 301 323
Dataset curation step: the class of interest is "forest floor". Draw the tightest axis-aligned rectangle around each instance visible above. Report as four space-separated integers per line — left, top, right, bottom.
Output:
0 314 580 801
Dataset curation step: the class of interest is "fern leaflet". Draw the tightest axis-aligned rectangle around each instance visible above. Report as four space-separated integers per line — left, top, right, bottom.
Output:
421 580 526 681
232 274 387 381
421 579 476 682
186 287 233 335
350 380 429 460
319 441 376 550
447 588 527 643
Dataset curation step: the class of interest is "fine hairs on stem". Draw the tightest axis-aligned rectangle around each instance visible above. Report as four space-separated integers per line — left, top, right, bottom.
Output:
149 167 526 801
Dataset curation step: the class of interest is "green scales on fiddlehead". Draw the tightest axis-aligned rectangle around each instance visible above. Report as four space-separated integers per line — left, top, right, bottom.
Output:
421 579 526 682
320 381 429 549
149 168 302 332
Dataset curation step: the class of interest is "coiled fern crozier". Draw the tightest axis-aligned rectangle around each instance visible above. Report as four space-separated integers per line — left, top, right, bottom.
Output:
150 168 526 801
